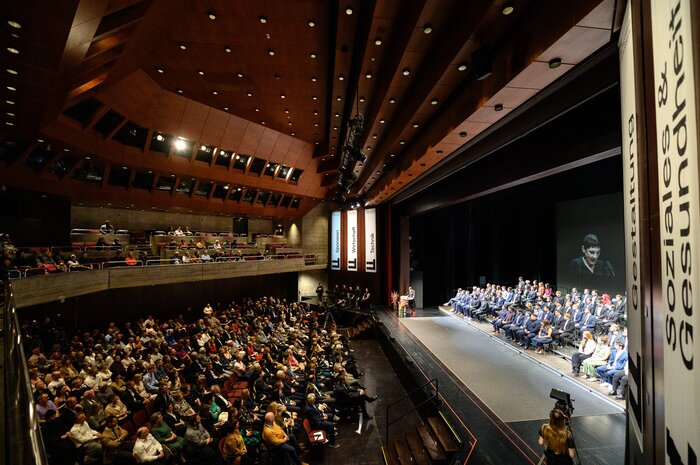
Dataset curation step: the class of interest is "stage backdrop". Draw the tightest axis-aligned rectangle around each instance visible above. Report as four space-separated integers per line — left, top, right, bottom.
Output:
556 192 626 294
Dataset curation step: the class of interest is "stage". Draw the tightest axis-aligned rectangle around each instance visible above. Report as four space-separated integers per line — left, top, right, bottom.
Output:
376 306 626 465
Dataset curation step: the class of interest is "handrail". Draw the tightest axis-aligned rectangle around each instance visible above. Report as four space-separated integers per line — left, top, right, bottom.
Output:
385 377 439 445
3 283 49 465
100 260 144 268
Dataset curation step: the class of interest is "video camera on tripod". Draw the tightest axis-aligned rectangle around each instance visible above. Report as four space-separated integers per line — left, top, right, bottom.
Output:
550 388 575 418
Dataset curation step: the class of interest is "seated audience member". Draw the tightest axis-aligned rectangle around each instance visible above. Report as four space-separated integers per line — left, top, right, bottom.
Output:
517 313 541 350
573 307 597 340
67 254 93 271
222 419 247 465
36 392 58 421
571 331 596 375
553 312 575 346
305 392 339 448
104 393 129 421
133 427 167 465
609 361 629 399
531 320 554 353
150 412 185 456
334 374 377 419
68 412 103 463
595 341 628 388
261 412 307 465
101 415 133 464
42 409 78 465
100 220 115 235
581 336 611 379
184 414 219 463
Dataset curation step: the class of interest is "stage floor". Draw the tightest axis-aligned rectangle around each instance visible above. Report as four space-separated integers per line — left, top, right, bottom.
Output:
381 307 626 465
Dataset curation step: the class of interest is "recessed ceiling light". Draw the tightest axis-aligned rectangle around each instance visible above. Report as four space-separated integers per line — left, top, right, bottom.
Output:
259 16 268 24
212 90 218 95
310 52 317 59
208 12 216 20
345 7 353 15
372 134 378 139
437 150 443 154
254 107 260 111
308 20 315 27
402 68 410 76
334 112 340 118
268 49 275 56
430 98 439 105
312 96 318 100
423 23 433 34
548 57 562 69
155 134 164 141
7 20 21 28
336 96 342 101
311 76 317 82
502 3 515 15
359 96 365 103
379 118 386 124
314 123 318 127
333 126 338 130
459 131 467 137
177 88 183 93
84 156 90 160
5 100 15 104
247 92 253 97
494 103 504 111
313 110 318 115
157 68 164 73
365 72 372 79
197 70 204 75
338 74 344 81
225 47 232 53
374 38 382 46
413 122 419 128
389 97 396 104
458 63 468 71
291 132 295 136
261 121 266 125
6 112 14 116
179 43 187 50
7 47 19 54
235 72 243 78
288 122 292 126
5 121 13 126
390 153 395 157
63 148 70 151
7 86 16 91
284 108 289 114
280 93 286 98
7 69 18 75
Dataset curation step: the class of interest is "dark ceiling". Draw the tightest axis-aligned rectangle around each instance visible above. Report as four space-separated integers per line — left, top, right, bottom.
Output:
0 0 621 218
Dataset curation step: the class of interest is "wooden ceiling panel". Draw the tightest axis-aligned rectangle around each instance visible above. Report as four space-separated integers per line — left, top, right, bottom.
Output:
485 86 539 109
506 61 574 90
177 100 210 141
238 124 266 155
537 26 610 65
577 0 615 29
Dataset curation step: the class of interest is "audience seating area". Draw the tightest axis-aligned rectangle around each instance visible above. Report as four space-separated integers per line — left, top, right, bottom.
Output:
0 231 320 281
442 278 629 400
26 296 379 465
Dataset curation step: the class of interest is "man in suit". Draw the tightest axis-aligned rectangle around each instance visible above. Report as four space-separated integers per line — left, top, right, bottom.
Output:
334 374 377 419
596 341 628 386
304 393 339 448
503 309 524 340
517 314 541 349
553 312 575 346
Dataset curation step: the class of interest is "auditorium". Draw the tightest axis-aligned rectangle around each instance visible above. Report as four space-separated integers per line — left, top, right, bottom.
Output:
1 1 698 465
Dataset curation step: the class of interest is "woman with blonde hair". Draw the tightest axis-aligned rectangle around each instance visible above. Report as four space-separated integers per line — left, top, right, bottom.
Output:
570 331 596 375
538 409 575 464
581 335 611 379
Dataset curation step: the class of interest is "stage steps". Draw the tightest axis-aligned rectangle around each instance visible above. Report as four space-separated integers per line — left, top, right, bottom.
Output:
382 416 458 465
345 318 375 339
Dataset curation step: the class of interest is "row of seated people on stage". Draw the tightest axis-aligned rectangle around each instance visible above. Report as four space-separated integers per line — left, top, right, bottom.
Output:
321 284 372 311
443 279 630 399
26 296 378 465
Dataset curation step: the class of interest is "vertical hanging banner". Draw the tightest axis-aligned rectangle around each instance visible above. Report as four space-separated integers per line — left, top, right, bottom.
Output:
651 1 699 463
364 208 377 272
346 210 358 271
330 211 341 270
618 2 644 450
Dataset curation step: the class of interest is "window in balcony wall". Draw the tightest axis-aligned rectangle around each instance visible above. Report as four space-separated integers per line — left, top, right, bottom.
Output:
131 170 155 189
248 157 266 175
264 162 278 177
215 149 232 168
149 131 172 154
228 187 243 202
289 168 303 183
71 161 105 184
195 145 214 164
269 193 282 207
212 184 228 200
155 174 176 192
256 191 270 205
195 180 213 196
176 178 195 194
290 197 300 209
93 110 125 138
108 166 131 187
279 195 292 208
277 165 291 179
232 154 249 170
113 121 149 149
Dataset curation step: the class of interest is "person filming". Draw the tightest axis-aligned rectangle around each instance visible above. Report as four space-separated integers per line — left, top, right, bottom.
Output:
538 408 575 465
